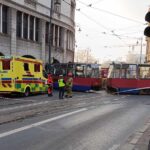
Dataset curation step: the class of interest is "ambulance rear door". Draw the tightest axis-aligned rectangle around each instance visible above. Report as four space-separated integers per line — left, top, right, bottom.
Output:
0 57 14 92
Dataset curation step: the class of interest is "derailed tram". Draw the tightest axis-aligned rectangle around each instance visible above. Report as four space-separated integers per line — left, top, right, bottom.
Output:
107 63 150 94
48 63 102 92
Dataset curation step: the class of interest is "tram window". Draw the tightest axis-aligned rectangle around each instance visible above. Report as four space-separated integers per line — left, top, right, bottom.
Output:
121 65 136 78
86 65 92 77
139 66 150 79
127 65 136 78
113 64 121 78
67 69 74 76
75 65 86 77
114 70 120 78
91 68 99 78
67 64 75 76
54 68 62 75
60 64 67 76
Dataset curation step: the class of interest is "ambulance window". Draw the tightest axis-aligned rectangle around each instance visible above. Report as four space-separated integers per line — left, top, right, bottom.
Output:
34 64 40 72
2 59 10 70
24 63 29 71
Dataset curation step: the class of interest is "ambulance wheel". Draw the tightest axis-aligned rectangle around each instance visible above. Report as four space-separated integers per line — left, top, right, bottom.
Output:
24 88 30 97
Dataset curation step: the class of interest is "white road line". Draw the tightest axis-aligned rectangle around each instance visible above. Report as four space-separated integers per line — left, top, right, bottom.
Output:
0 108 87 139
114 99 119 101
108 144 120 150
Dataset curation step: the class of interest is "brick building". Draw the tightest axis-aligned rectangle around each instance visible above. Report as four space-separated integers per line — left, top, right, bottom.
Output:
0 0 75 63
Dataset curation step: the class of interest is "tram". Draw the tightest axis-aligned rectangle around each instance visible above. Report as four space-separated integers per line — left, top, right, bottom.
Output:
107 63 150 94
48 63 102 92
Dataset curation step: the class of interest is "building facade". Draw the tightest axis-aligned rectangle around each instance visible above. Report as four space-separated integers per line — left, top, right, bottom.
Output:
0 0 76 63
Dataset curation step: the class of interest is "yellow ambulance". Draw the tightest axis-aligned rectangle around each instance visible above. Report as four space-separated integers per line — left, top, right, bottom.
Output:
0 56 47 96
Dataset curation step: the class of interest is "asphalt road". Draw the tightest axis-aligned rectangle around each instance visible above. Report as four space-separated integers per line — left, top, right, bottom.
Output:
0 91 150 150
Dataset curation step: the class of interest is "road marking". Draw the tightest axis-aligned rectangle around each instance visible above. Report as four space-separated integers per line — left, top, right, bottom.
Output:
114 99 119 101
108 144 120 150
0 108 87 139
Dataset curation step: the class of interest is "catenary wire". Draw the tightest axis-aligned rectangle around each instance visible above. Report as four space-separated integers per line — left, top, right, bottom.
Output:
77 0 144 24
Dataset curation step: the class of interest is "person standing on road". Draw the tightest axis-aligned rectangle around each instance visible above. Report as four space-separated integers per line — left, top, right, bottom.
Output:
47 74 53 97
58 75 65 99
65 72 73 98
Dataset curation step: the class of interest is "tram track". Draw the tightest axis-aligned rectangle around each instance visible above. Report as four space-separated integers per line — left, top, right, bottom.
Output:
0 90 128 126
0 92 116 125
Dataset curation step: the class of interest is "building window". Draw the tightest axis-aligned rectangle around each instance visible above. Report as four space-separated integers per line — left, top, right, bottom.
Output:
23 13 28 39
55 25 58 47
35 18 39 42
51 24 54 46
17 11 22 37
2 5 8 34
16 11 39 42
59 27 63 47
67 30 73 50
54 0 61 13
30 16 34 40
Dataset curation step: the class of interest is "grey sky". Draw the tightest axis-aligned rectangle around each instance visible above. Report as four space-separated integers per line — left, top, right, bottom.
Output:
75 0 150 62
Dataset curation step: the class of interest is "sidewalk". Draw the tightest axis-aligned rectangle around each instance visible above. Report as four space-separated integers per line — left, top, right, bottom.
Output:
121 119 150 150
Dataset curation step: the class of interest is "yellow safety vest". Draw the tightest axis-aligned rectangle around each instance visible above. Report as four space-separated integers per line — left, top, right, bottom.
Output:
58 79 65 87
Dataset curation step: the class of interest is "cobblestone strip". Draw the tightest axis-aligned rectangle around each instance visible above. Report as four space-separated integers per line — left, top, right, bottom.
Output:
121 118 150 150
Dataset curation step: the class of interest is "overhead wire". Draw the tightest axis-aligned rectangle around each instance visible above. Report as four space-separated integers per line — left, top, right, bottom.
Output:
76 0 146 47
76 0 144 24
77 10 110 31
76 9 129 45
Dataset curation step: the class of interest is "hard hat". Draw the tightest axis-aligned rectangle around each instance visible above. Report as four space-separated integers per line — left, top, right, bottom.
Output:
48 74 51 77
59 74 63 77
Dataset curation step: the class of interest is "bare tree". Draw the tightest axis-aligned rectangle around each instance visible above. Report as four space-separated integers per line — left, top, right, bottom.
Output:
75 49 97 63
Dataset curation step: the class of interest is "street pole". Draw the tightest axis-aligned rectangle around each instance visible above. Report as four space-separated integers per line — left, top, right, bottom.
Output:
48 0 53 65
139 37 143 64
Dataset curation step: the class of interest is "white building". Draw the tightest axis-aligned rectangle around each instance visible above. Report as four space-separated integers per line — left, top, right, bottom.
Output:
0 0 76 63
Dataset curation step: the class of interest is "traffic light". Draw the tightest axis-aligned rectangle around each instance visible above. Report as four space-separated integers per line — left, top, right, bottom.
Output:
144 11 150 37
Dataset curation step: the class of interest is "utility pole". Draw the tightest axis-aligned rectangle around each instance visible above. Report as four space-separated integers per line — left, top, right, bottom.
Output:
139 37 143 64
48 0 53 65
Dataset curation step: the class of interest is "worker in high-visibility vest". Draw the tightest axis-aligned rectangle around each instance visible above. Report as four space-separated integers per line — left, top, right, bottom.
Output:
58 75 65 99
47 74 53 97
65 72 73 98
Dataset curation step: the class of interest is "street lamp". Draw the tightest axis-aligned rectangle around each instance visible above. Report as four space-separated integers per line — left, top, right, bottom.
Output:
48 0 53 65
